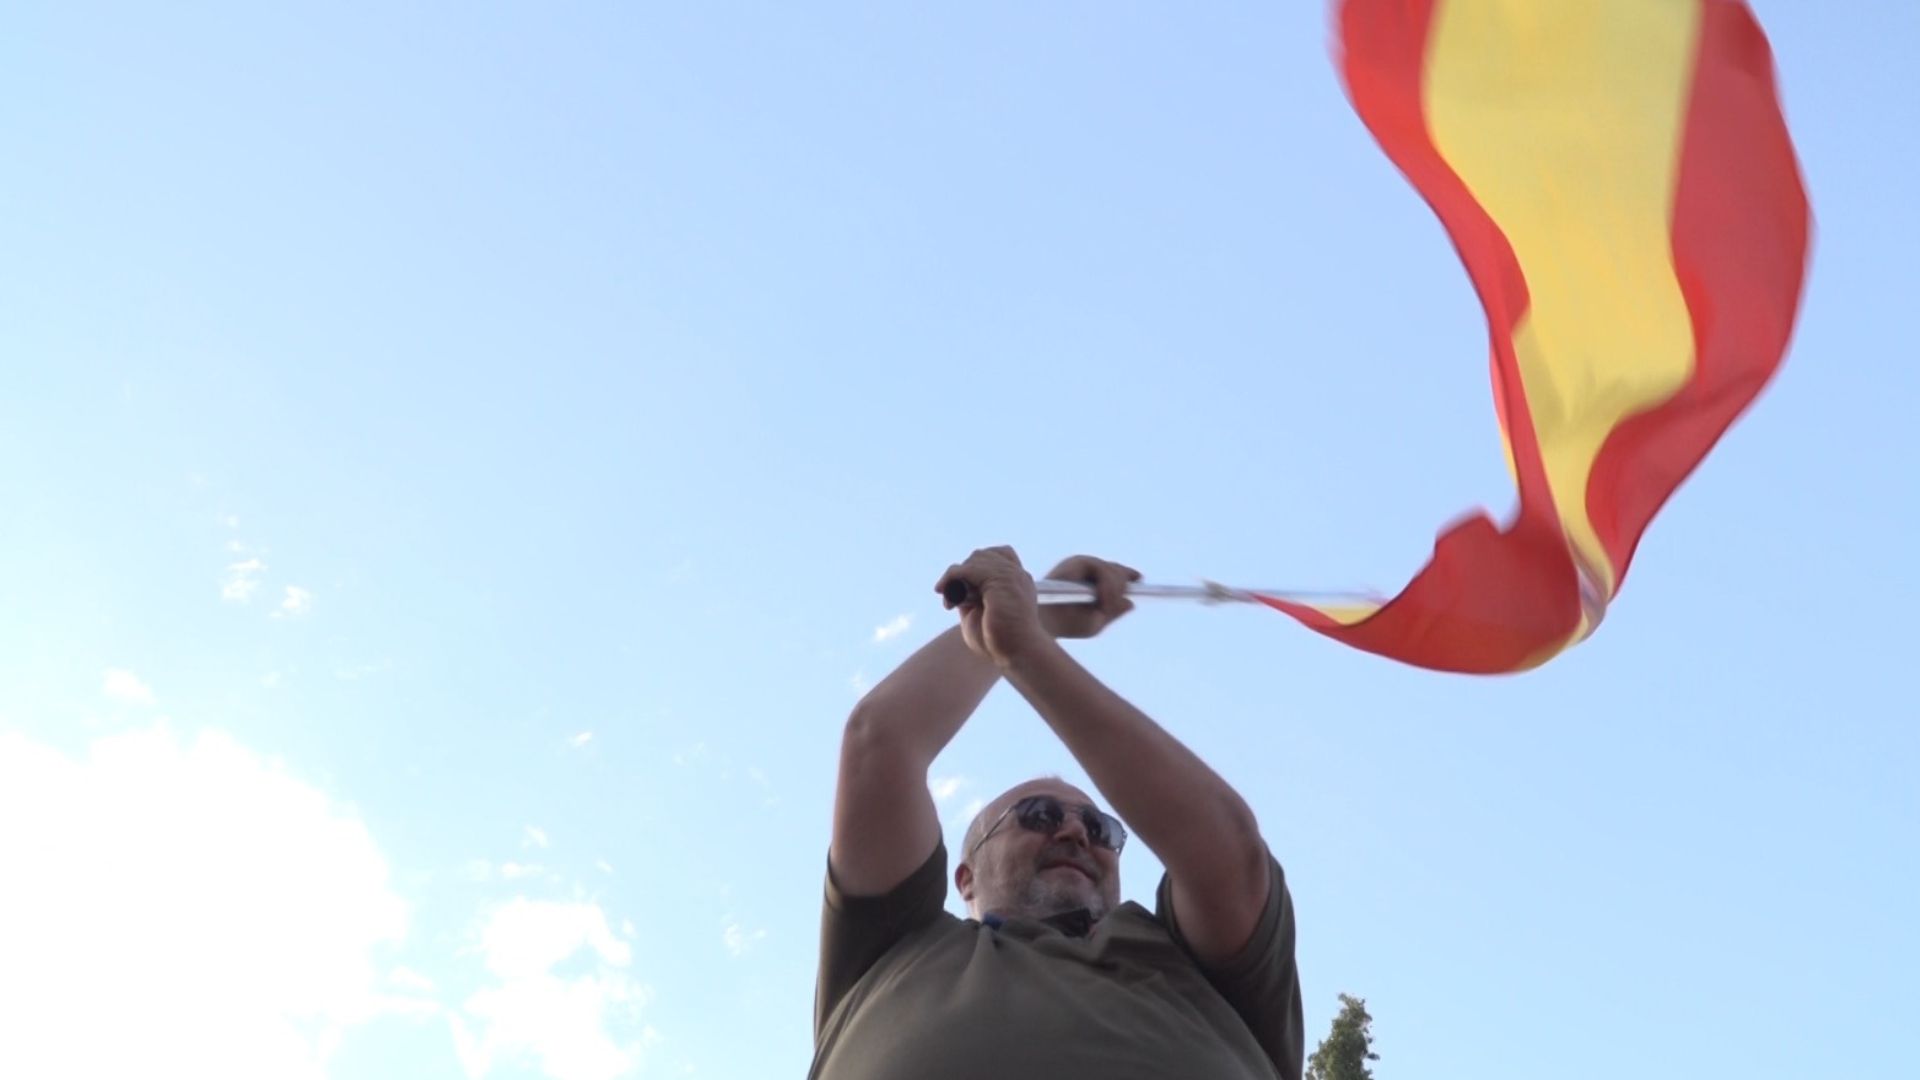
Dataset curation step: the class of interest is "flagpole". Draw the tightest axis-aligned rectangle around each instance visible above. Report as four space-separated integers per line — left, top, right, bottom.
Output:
941 578 1372 608
1029 580 1256 605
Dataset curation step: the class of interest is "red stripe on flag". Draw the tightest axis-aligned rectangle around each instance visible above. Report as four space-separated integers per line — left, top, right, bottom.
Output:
1282 0 1582 673
1584 0 1812 587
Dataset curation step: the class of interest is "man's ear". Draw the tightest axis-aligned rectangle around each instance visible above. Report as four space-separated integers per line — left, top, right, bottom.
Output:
954 862 973 902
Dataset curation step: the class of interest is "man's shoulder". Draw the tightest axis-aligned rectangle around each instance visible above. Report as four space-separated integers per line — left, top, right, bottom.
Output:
816 840 969 1041
1092 899 1214 970
1106 897 1182 938
878 907 973 952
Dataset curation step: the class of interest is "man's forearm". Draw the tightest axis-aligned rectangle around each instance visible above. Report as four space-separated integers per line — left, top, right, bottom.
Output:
847 625 1000 765
1001 639 1260 867
1002 638 1270 961
830 625 1003 896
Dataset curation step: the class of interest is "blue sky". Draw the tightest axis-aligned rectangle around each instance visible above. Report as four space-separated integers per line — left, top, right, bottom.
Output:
2 2 1914 1078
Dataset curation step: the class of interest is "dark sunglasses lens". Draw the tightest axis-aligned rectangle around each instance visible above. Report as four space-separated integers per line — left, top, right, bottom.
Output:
1079 810 1112 847
1017 796 1064 831
1017 796 1124 853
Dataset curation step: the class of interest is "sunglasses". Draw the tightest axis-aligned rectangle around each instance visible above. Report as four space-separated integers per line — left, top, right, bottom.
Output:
968 794 1128 860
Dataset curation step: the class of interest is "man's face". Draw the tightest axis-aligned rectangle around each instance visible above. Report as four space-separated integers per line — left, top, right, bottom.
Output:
956 779 1123 923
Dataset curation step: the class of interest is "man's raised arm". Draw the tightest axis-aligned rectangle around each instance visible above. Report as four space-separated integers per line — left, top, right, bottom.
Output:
936 548 1271 966
829 626 998 897
831 552 1141 898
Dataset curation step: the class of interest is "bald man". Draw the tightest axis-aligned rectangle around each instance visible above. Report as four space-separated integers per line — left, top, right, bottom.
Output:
809 547 1304 1080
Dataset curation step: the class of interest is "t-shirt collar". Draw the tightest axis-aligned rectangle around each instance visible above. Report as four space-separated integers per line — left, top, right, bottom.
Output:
982 907 1097 938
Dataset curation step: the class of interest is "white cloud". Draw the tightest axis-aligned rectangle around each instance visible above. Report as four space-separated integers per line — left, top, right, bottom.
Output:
478 900 630 978
930 776 966 803
568 732 594 749
872 614 913 643
262 672 284 689
721 921 768 958
222 557 266 602
963 797 987 822
453 899 655 1080
620 920 637 940
596 860 615 876
276 586 313 618
390 967 437 993
849 672 870 697
0 725 410 1080
221 514 240 528
102 668 156 706
524 826 550 850
500 862 544 881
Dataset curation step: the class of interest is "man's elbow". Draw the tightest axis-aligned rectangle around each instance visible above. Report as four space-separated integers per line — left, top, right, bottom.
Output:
841 701 891 757
1168 795 1267 896
1219 798 1269 890
1218 793 1262 849
839 702 925 775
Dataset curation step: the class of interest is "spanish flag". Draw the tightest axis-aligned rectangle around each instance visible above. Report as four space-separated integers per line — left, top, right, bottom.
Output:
1261 0 1811 673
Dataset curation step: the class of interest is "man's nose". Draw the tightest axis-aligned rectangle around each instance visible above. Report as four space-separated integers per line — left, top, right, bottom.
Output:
1051 813 1091 847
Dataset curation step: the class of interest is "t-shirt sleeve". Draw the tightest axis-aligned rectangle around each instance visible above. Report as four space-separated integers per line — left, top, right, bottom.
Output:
813 839 951 1042
1155 847 1307 1080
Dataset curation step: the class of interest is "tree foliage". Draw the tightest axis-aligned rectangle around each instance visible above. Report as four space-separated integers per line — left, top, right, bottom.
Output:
1306 993 1380 1080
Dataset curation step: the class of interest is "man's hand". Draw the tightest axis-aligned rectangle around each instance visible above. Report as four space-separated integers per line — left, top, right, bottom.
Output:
937 546 1045 668
936 547 1138 666
1037 554 1141 641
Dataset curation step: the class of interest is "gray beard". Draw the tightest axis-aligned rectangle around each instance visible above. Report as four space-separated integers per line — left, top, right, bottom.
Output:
1015 873 1110 923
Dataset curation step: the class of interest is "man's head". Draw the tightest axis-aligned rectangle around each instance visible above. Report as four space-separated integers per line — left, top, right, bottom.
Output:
955 777 1125 924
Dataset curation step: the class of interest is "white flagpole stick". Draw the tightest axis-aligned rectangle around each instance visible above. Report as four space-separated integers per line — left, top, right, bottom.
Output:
1032 580 1259 605
943 577 1376 608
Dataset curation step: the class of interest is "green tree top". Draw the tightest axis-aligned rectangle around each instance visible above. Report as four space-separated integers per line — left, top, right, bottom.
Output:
1306 993 1380 1080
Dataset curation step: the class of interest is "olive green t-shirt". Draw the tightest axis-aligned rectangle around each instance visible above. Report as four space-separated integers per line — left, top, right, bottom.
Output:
809 840 1304 1080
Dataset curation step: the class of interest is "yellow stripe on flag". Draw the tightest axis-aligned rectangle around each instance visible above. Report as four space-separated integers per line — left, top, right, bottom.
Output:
1312 603 1382 628
1424 0 1703 600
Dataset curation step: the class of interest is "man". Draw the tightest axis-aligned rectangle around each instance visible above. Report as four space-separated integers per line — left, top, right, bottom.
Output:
810 546 1304 1079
